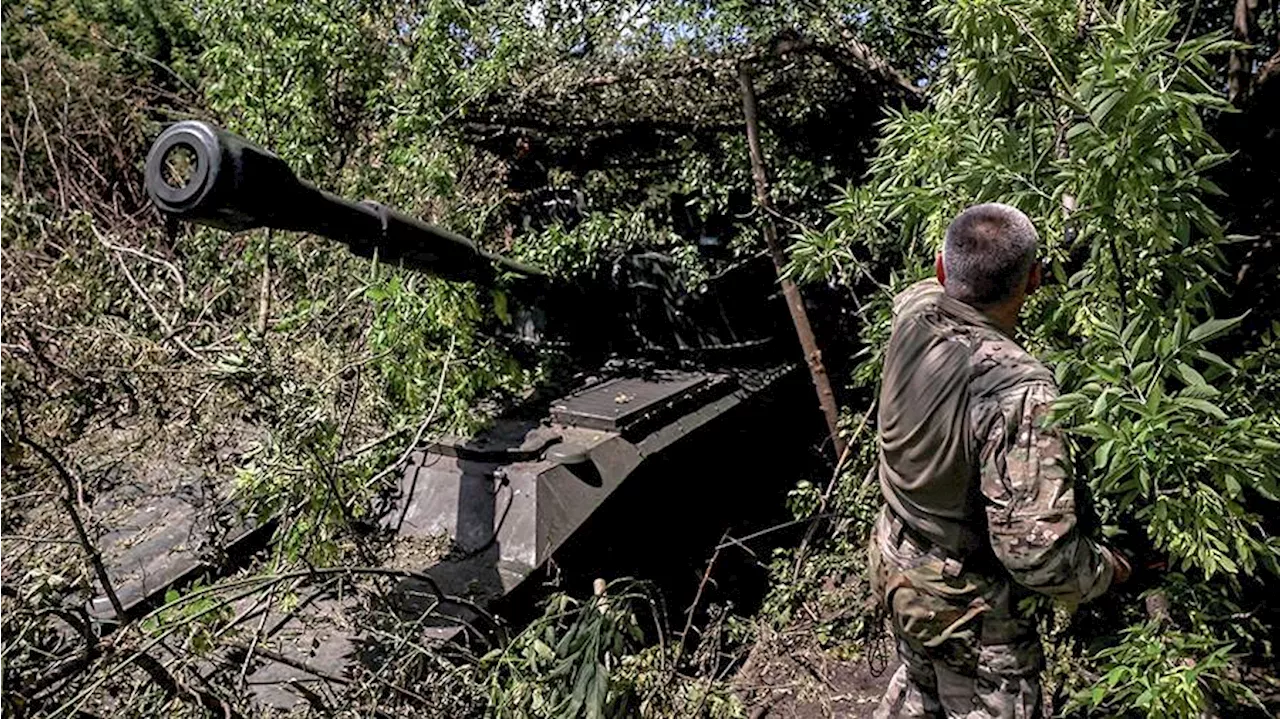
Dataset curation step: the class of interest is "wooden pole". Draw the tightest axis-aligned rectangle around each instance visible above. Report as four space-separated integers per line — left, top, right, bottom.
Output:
737 63 846 460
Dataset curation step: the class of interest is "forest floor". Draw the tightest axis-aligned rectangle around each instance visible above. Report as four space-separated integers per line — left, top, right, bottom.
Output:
734 626 897 719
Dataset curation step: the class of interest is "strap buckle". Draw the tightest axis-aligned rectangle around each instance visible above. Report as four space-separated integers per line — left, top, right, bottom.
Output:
940 556 964 578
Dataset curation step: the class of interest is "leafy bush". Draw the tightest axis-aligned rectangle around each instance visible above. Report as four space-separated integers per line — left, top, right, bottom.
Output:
785 0 1279 715
482 580 743 718
1065 623 1259 717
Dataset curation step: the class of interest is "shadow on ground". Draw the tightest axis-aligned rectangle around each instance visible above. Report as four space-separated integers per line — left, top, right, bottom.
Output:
735 627 897 719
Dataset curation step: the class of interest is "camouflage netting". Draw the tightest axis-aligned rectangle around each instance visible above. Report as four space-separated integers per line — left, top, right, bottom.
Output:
463 35 912 186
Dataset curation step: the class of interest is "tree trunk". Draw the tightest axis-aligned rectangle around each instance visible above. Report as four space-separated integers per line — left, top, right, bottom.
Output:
1229 0 1266 104
737 63 846 460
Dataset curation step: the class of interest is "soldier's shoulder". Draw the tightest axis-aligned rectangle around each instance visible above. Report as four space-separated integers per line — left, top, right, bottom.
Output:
969 331 1055 398
892 278 943 318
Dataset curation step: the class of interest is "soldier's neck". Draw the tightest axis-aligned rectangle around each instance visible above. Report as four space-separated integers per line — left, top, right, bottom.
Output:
978 302 1021 336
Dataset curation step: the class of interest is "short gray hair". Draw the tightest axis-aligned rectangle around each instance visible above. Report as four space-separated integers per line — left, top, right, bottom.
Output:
942 203 1039 306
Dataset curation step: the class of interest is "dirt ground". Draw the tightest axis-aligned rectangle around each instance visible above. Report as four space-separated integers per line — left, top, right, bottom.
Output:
735 626 897 719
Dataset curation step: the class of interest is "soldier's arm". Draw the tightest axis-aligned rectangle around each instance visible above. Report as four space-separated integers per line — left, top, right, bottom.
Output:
979 382 1115 604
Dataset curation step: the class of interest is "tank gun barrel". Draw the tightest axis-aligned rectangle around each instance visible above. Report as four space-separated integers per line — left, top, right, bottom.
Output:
144 121 546 285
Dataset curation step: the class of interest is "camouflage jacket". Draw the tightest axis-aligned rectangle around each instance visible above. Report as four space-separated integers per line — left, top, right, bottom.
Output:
877 279 1113 604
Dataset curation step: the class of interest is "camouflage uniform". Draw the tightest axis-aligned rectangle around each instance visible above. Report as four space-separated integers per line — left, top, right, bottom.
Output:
870 279 1115 719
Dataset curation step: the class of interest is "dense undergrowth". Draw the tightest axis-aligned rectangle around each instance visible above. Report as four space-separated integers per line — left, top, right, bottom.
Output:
3 0 1278 717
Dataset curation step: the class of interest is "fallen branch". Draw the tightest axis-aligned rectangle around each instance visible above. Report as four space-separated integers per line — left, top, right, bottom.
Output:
14 421 124 620
93 230 187 301
134 650 239 718
772 27 922 102
256 229 272 334
228 640 350 686
92 224 207 365
49 564 495 719
0 533 81 545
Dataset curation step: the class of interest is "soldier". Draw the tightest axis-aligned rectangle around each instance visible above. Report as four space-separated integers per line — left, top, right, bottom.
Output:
870 203 1130 718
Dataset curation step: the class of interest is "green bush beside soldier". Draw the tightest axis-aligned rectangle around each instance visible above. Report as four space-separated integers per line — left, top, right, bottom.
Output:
870 203 1131 719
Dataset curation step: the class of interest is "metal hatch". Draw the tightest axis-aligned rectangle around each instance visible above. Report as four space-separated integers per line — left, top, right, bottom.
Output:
549 371 735 433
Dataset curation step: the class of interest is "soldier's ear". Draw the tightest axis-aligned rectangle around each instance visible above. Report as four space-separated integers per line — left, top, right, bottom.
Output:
1027 261 1042 295
935 252 946 286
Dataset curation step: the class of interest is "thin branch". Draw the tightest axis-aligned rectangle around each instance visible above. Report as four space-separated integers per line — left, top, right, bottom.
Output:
674 531 727 672
1109 235 1130 328
1009 13 1068 90
256 229 272 334
336 426 409 464
0 534 81 545
94 232 187 302
374 335 456 500
1178 0 1203 48
19 63 68 212
230 641 351 685
792 3 925 99
15 427 124 619
235 560 283 692
789 400 875 583
92 225 207 364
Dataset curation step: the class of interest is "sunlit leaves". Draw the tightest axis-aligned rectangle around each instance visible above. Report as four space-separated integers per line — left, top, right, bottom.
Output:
1067 623 1261 718
1051 310 1279 579
479 580 738 719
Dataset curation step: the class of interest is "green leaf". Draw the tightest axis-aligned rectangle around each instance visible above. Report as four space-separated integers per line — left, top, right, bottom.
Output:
1054 392 1088 410
1178 384 1220 399
492 290 511 325
1090 391 1110 418
1131 361 1154 388
1178 397 1228 421
1136 687 1154 707
1193 152 1232 171
1176 362 1207 387
1197 177 1227 196
1094 439 1115 470
1188 314 1245 344
1223 473 1242 498
1196 349 1235 372
1120 316 1142 349
1090 90 1123 126
587 662 608 719
1066 122 1093 141
569 661 594 716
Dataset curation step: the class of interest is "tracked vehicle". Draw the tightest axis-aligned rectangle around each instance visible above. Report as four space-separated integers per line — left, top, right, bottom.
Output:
90 121 825 705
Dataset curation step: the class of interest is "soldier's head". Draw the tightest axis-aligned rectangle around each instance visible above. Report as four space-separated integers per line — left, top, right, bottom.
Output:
936 203 1041 321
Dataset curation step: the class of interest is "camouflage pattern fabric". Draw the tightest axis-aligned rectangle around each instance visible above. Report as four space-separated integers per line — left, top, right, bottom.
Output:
871 280 1115 717
870 509 1043 718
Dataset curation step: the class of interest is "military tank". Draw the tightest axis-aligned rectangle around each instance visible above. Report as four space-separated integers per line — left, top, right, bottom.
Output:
89 120 824 706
